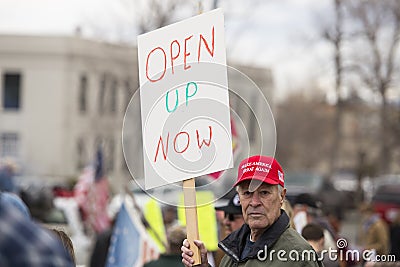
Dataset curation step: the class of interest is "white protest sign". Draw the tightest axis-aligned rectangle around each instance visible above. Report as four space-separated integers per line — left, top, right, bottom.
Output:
138 9 233 189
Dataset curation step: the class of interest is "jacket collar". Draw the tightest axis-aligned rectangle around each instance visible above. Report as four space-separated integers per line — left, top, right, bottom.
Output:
218 209 290 262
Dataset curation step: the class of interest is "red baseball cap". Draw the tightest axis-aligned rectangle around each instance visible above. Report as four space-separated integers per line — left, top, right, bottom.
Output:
233 155 284 187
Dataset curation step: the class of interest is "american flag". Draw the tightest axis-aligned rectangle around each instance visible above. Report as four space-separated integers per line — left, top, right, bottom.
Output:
106 202 159 267
74 148 110 233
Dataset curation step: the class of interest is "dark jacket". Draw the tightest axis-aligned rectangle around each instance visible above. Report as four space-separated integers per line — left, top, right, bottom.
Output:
144 254 184 267
218 210 324 267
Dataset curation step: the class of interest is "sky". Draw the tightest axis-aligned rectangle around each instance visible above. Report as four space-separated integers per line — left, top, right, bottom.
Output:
0 0 336 101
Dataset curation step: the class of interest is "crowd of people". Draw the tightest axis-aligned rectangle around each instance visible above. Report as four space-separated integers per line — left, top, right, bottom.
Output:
1 155 399 267
181 155 398 267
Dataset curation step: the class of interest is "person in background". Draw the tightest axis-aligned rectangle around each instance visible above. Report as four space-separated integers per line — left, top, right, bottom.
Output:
302 223 339 267
358 202 389 256
182 155 323 267
144 225 186 267
52 229 76 265
389 213 400 260
214 192 245 266
293 193 337 250
0 191 30 218
294 194 354 267
282 199 295 229
90 215 116 267
325 208 343 237
0 160 17 193
162 205 179 232
215 193 245 237
0 191 74 266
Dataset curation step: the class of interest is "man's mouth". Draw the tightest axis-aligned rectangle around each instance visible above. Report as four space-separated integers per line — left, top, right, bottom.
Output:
248 212 263 216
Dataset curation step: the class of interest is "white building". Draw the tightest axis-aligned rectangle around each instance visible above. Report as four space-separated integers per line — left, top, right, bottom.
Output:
0 34 274 191
0 34 137 187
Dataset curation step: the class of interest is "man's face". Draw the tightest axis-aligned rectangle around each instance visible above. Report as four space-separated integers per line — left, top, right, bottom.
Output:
222 213 244 236
237 181 286 230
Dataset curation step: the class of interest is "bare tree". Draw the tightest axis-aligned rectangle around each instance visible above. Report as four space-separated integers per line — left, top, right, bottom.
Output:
276 92 334 173
322 0 345 176
131 0 195 34
82 0 197 42
346 0 400 173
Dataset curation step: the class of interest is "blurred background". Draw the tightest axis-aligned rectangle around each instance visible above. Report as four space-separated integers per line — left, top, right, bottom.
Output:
0 0 399 266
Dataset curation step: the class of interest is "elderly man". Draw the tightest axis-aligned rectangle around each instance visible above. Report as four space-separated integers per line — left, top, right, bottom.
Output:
182 155 323 267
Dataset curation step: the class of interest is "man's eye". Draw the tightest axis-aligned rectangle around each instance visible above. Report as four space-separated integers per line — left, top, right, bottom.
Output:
259 190 270 196
241 191 251 197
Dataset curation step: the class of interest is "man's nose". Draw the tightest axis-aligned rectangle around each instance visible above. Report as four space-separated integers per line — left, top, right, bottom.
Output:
249 192 261 206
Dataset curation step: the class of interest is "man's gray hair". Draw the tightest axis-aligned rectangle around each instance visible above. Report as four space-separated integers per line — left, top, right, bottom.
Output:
236 183 285 196
278 185 285 201
278 185 284 195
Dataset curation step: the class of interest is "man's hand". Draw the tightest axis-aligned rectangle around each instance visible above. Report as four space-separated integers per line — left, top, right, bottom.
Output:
181 239 209 267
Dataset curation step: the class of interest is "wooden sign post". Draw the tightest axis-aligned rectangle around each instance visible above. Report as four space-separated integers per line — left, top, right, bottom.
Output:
137 9 232 265
183 178 201 264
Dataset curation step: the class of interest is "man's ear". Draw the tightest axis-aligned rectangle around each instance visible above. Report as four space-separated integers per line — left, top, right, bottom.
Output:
280 188 287 203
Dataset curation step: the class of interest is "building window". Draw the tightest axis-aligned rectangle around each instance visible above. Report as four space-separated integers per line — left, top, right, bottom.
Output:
2 73 21 110
98 74 106 114
76 138 86 170
1 133 19 158
110 78 117 113
79 74 88 113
